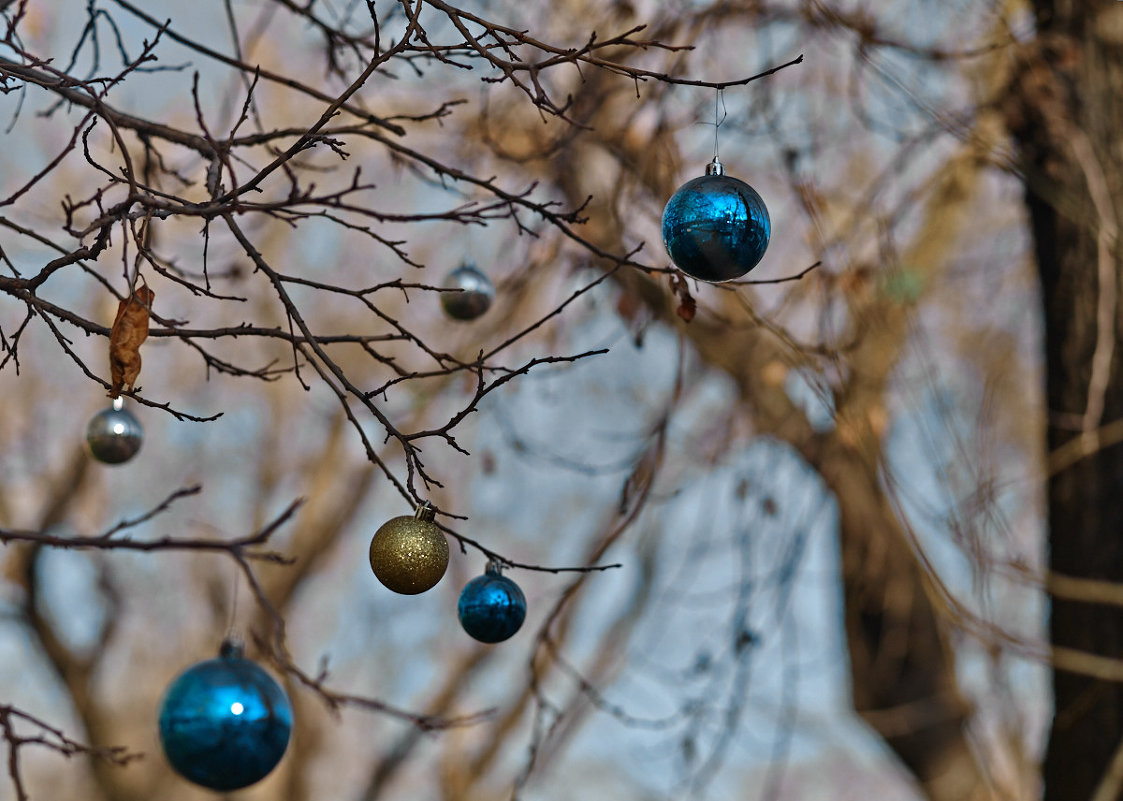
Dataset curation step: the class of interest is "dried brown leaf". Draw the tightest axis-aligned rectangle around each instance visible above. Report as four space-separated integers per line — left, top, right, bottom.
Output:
108 286 154 398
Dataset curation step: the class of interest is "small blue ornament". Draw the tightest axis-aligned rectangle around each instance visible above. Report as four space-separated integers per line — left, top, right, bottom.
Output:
86 398 143 464
458 563 527 643
661 157 771 283
158 640 292 791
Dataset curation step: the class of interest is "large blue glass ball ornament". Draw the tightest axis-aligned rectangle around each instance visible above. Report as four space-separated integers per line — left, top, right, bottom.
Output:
158 641 292 791
458 564 527 643
86 400 143 464
661 158 771 283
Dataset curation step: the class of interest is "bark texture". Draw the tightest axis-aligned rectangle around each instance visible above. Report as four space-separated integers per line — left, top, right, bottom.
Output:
1006 2 1123 798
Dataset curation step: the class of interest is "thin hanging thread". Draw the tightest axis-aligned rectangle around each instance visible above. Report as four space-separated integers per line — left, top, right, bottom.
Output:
713 88 727 161
226 562 241 642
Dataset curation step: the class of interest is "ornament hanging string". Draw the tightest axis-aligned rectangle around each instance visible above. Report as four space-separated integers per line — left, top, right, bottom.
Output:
713 88 727 162
692 87 728 159
225 559 241 644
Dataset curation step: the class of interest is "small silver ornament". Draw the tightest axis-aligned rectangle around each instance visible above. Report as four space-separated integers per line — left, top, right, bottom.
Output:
86 397 143 465
440 263 494 321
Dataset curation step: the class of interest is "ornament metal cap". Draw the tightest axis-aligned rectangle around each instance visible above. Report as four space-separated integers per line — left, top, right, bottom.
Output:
414 501 436 522
485 559 504 576
705 157 726 176
219 637 245 660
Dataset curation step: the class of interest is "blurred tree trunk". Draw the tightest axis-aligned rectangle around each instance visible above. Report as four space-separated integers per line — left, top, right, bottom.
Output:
1007 2 1123 798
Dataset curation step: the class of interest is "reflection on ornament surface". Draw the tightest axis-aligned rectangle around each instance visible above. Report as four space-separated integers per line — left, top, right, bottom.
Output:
158 641 292 791
440 263 495 321
369 502 449 594
458 564 527 643
86 399 143 464
661 158 770 283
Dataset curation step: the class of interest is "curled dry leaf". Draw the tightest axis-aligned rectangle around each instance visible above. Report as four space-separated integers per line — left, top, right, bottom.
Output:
108 286 155 398
669 273 696 323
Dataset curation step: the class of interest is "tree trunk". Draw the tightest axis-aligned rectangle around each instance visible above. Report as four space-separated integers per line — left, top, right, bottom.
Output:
1008 2 1123 798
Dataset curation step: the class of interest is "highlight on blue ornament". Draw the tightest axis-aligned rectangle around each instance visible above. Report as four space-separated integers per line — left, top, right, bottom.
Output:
458 562 527 644
158 639 292 791
661 157 771 283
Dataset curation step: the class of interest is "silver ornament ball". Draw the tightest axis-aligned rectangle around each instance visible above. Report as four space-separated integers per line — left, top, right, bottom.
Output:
440 263 494 321
86 402 143 464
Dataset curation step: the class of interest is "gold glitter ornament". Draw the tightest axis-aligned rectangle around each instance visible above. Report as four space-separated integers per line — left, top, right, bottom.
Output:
368 503 449 594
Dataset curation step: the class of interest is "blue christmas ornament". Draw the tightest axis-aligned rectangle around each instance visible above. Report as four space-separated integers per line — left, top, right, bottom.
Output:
158 640 292 791
458 563 527 643
661 157 771 283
